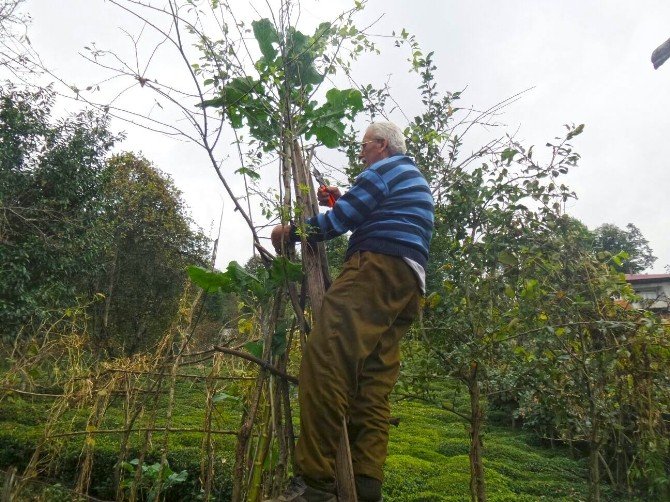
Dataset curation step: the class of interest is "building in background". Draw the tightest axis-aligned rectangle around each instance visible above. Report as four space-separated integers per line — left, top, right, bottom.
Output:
625 274 670 317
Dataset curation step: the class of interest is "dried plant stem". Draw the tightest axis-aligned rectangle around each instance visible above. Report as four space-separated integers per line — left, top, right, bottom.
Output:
200 353 223 500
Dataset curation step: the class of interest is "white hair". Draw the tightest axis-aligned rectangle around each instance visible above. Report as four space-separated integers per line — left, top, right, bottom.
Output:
367 121 406 155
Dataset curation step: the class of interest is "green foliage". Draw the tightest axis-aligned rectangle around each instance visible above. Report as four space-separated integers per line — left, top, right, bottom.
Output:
252 18 279 61
91 152 209 354
591 222 657 273
244 340 263 358
385 34 665 500
0 373 239 500
199 16 367 152
0 85 117 340
188 256 302 300
120 459 188 502
0 88 205 352
0 379 598 501
509 217 670 499
304 88 364 147
383 401 591 501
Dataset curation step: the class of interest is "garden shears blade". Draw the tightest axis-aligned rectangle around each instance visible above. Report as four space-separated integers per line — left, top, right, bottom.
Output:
312 167 336 208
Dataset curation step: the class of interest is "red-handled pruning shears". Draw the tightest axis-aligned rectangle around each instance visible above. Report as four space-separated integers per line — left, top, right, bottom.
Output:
312 167 336 208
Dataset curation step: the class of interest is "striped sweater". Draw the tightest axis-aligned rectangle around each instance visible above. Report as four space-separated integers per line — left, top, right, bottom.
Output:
291 154 434 269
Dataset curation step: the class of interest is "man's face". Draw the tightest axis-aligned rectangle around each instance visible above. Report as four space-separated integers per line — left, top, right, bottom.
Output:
358 128 388 168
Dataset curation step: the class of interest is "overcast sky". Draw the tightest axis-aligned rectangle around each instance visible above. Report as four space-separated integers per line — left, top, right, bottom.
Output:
22 0 670 272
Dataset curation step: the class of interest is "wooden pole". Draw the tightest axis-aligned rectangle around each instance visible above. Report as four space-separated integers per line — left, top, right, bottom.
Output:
291 140 357 501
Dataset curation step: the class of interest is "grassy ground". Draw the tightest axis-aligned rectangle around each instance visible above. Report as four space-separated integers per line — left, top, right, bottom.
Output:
385 401 593 501
0 376 605 501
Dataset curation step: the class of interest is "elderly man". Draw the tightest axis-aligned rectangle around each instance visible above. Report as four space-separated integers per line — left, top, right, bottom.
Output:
270 121 434 502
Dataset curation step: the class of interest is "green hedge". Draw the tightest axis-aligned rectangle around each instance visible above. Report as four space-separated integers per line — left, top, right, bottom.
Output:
0 392 602 501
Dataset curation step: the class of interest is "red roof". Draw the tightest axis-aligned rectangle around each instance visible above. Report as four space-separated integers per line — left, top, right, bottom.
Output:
625 274 670 282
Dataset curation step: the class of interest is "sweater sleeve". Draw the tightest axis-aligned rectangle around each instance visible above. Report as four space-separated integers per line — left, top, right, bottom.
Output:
290 168 389 243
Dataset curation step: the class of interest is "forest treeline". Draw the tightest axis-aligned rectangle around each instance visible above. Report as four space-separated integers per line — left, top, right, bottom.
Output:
0 86 210 353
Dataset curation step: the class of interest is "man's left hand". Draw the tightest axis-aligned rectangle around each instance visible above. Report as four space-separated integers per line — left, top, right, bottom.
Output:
271 224 293 254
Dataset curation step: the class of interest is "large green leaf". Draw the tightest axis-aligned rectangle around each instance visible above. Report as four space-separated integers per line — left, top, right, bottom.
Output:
245 340 264 358
269 256 303 285
200 77 260 109
187 266 232 292
272 320 289 356
224 261 259 291
188 261 272 298
252 19 279 61
235 166 261 180
311 124 341 148
304 88 362 147
324 88 363 114
285 28 324 87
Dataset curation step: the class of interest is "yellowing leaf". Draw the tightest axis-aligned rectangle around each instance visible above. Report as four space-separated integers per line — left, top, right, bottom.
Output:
238 318 254 335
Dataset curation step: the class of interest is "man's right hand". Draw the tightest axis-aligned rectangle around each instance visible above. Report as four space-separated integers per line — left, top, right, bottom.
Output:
317 186 341 207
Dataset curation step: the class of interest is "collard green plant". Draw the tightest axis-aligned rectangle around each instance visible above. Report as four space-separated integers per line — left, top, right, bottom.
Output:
120 458 188 502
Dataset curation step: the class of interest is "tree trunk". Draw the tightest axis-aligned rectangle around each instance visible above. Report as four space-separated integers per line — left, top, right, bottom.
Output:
587 404 601 502
589 420 600 502
467 362 486 502
103 246 118 332
588 440 601 502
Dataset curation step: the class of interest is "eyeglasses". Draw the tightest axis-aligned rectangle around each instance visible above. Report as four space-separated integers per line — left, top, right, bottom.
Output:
359 139 382 149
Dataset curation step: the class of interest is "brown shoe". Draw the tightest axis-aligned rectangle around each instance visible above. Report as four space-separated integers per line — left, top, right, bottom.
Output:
266 476 337 502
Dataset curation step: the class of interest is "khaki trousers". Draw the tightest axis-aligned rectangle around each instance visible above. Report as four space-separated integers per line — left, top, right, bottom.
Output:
296 251 421 483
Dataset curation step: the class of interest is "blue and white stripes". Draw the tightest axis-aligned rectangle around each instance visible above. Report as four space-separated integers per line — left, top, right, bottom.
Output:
295 155 434 269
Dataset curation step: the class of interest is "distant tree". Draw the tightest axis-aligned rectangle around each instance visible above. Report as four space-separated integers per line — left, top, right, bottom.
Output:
592 223 656 273
516 217 670 501
92 152 209 353
0 85 208 350
0 85 116 339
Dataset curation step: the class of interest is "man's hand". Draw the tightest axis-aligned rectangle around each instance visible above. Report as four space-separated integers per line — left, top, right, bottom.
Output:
317 186 341 207
271 224 293 254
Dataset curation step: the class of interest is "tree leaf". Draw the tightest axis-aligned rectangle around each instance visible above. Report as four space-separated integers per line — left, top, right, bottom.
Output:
200 77 260 109
235 166 261 180
272 321 288 356
311 124 341 147
325 88 363 113
498 250 518 267
269 257 303 285
285 28 324 86
501 148 518 165
245 340 263 358
566 123 584 140
252 19 279 61
187 265 232 292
